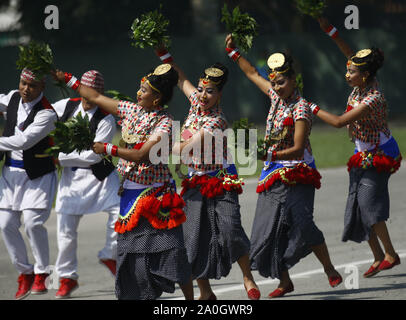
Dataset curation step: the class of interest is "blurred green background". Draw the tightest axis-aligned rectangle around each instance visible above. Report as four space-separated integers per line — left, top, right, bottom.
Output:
0 0 405 176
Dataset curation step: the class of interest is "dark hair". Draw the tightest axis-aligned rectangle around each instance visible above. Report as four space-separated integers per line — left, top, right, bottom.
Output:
269 52 296 79
146 66 179 106
199 62 229 91
351 47 384 80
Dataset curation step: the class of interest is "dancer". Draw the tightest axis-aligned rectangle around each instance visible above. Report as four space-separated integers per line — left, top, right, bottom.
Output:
154 47 260 300
225 34 342 298
0 68 57 299
53 64 193 300
52 70 120 298
314 17 402 278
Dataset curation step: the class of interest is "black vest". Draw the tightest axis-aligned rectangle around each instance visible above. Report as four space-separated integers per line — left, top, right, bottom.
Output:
60 98 115 181
0 92 56 180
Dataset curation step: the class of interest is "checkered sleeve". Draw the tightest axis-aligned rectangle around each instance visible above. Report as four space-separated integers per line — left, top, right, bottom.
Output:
201 115 227 134
188 91 199 108
267 88 279 101
361 92 383 111
151 114 173 136
293 100 312 123
117 100 139 122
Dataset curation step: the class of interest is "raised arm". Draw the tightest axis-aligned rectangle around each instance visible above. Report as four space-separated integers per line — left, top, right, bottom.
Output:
52 70 119 115
310 102 369 128
154 47 196 99
318 17 354 59
225 34 270 95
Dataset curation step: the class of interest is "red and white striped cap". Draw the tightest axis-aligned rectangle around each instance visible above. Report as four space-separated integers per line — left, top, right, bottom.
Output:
20 68 45 82
80 70 104 92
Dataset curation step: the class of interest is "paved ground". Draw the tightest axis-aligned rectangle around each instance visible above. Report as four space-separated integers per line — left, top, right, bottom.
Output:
0 163 405 302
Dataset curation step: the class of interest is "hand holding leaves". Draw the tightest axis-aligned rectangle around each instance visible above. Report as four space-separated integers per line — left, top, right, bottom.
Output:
130 6 171 49
221 4 258 53
46 113 95 157
295 0 327 19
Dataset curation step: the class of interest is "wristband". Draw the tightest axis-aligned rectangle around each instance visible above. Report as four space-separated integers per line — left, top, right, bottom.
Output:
155 48 173 63
310 103 320 115
104 143 118 156
64 72 80 91
325 25 339 39
225 47 241 62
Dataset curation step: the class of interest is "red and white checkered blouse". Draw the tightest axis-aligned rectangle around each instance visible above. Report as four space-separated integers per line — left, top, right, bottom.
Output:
181 91 229 172
265 89 313 159
116 100 173 185
347 81 391 144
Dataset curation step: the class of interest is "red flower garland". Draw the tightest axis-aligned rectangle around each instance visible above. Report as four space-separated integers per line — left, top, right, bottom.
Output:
256 163 321 193
347 151 402 173
180 174 244 199
283 117 294 127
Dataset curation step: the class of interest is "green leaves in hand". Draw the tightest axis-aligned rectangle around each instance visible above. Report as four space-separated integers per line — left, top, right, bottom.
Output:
221 4 258 53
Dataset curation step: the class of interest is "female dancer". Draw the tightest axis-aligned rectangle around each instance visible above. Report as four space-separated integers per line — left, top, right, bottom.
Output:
53 64 194 300
225 34 342 298
314 17 402 278
154 47 260 300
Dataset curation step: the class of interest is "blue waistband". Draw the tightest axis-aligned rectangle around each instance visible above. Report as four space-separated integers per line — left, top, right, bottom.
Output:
259 160 316 182
188 164 238 178
355 136 400 159
71 167 92 171
5 158 24 169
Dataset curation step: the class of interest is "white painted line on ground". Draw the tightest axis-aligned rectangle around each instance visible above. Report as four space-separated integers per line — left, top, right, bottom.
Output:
168 251 406 300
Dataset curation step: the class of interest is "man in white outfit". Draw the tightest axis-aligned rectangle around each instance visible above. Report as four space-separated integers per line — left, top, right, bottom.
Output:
52 70 120 299
0 68 58 300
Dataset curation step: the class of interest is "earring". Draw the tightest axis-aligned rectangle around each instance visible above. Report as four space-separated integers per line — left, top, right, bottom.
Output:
362 76 367 83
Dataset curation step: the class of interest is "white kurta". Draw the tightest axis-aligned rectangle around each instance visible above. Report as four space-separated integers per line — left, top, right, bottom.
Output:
0 90 57 211
52 98 120 215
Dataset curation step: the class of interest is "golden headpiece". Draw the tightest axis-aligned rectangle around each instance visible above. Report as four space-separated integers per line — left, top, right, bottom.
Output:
141 64 172 93
267 53 289 80
348 49 372 67
200 67 224 85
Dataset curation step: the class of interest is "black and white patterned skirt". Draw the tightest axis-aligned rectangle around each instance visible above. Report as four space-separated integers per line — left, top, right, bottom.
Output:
182 188 251 280
115 217 191 300
250 181 325 279
342 167 391 243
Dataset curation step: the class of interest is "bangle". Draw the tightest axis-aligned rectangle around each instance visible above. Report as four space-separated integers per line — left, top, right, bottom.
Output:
310 103 320 115
155 48 173 63
104 143 118 156
325 25 339 39
64 72 80 91
225 47 241 62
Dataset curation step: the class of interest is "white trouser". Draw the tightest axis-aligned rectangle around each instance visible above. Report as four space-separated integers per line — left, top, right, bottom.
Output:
55 206 119 280
0 208 51 274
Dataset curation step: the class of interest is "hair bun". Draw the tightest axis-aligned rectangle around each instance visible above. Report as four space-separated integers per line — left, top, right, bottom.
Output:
371 47 384 70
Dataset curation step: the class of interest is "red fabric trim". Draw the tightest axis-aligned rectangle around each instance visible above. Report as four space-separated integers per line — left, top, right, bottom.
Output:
40 97 54 110
114 188 186 234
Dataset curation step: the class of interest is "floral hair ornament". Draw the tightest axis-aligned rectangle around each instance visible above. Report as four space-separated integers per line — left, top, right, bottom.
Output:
200 67 224 86
267 53 289 80
349 49 372 67
141 63 172 93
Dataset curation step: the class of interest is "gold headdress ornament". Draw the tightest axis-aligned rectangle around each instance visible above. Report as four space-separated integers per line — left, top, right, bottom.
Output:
348 49 372 67
200 67 224 85
141 64 172 93
267 53 289 80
